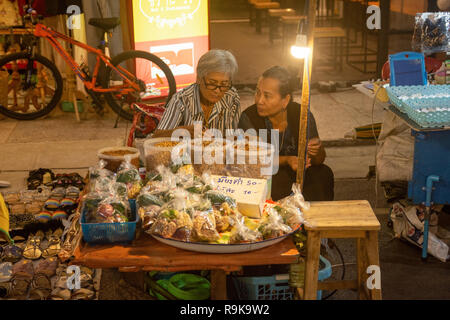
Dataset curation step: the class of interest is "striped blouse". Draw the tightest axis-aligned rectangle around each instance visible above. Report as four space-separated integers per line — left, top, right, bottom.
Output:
156 83 241 134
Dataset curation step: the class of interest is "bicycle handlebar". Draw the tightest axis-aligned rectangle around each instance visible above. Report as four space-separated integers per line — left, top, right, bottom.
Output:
23 1 43 25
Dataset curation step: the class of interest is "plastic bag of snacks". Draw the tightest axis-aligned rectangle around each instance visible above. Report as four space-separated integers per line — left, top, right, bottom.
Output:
412 12 450 54
257 209 292 240
116 156 143 199
229 215 262 244
85 192 131 224
273 183 308 229
88 160 115 193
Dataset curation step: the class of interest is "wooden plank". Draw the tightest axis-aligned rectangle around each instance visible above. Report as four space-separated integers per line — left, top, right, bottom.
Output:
303 200 381 231
72 234 299 270
303 231 321 300
321 230 367 238
296 0 316 186
317 280 358 291
210 270 228 300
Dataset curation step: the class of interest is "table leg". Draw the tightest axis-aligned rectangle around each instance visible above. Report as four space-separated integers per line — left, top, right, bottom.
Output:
256 9 262 33
365 231 382 300
210 270 227 300
357 237 369 300
303 231 321 300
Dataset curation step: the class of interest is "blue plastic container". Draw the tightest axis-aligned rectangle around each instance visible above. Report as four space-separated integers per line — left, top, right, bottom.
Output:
385 84 450 128
81 199 139 244
389 52 427 87
232 255 332 300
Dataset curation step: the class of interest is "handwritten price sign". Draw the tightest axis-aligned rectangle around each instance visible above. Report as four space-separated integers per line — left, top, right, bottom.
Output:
211 175 270 218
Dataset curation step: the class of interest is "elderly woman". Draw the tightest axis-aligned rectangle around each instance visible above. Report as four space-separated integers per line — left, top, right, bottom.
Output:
153 49 240 137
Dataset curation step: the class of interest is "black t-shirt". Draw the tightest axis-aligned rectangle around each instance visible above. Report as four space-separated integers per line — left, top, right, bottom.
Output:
238 101 319 200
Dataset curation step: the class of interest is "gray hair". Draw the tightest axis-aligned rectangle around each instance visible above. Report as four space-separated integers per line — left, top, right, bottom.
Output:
196 49 238 81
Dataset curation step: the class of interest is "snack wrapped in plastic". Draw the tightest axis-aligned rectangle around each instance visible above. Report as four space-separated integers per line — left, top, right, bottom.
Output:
95 198 130 223
258 210 292 240
213 202 240 233
229 215 263 244
82 188 130 224
191 210 220 242
150 208 193 238
279 184 310 211
113 182 129 200
116 156 143 199
276 183 308 228
204 190 237 208
412 12 450 54
89 160 115 191
138 204 161 231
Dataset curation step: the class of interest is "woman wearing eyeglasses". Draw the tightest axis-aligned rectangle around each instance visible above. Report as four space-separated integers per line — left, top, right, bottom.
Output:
153 49 240 138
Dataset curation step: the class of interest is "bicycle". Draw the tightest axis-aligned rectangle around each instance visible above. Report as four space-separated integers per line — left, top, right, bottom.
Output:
0 1 176 121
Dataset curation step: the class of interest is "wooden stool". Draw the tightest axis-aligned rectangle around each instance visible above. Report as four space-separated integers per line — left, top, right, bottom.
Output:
268 8 296 44
313 26 347 71
254 2 280 34
280 15 306 57
299 200 382 300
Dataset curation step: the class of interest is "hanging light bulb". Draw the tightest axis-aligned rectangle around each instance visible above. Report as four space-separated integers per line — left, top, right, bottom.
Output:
291 17 310 60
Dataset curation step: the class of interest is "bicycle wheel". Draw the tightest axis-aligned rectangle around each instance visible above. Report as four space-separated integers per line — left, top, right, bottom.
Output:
0 52 63 120
102 50 176 121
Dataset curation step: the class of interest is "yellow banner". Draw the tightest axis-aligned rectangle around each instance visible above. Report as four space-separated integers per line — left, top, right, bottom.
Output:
132 0 209 42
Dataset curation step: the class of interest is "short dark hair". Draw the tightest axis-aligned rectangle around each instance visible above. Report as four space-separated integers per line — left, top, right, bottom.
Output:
261 66 293 98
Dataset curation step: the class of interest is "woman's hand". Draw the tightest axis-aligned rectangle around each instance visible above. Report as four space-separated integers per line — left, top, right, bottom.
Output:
307 137 326 166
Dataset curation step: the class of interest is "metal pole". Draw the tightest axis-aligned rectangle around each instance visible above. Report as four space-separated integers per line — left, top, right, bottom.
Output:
296 0 316 186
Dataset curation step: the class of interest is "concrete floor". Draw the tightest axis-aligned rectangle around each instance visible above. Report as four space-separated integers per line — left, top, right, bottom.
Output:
1 4 449 300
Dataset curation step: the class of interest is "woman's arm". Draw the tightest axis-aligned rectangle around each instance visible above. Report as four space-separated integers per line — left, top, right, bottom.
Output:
155 94 183 132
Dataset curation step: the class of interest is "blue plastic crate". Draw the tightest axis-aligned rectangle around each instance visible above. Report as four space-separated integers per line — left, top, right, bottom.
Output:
81 199 139 244
232 255 332 300
385 84 450 128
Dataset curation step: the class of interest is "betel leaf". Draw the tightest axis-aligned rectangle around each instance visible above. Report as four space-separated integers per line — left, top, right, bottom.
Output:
137 194 164 207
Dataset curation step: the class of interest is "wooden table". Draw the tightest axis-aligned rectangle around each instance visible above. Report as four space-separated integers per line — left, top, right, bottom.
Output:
72 233 299 300
301 200 382 300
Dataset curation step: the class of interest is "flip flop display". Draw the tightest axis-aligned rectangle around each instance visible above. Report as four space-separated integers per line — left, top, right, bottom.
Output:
52 211 68 220
36 211 52 222
1 169 93 300
44 199 60 210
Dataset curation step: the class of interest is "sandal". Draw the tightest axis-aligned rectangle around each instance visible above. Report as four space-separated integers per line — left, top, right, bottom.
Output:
1 244 24 263
49 267 71 300
42 228 62 258
28 257 57 300
71 287 95 300
23 231 44 260
0 262 13 283
58 214 81 262
0 259 34 299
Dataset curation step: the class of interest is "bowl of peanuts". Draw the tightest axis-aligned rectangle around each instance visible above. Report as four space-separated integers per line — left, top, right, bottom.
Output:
144 137 189 172
97 146 141 172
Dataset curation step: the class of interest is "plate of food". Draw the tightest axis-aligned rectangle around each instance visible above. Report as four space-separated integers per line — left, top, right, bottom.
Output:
151 225 300 254
137 164 306 254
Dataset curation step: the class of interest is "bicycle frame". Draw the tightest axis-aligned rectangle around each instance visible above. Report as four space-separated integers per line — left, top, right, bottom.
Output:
32 23 140 94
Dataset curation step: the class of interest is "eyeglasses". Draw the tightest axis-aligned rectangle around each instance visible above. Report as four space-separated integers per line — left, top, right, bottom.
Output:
203 77 232 92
